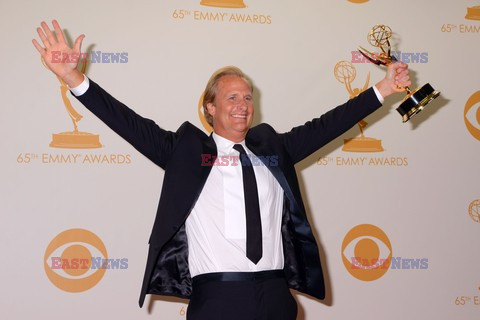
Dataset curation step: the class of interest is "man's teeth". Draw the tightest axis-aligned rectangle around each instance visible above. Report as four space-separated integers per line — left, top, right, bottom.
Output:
232 114 247 118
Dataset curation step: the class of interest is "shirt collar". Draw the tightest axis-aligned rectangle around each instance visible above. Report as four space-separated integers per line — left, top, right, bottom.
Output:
212 132 247 154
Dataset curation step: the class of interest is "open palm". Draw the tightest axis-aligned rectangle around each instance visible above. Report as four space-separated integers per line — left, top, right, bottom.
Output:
32 20 85 86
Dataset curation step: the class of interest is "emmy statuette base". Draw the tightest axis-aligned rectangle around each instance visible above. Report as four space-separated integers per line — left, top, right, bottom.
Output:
50 131 102 149
200 0 246 8
465 6 480 20
342 137 384 152
396 83 440 123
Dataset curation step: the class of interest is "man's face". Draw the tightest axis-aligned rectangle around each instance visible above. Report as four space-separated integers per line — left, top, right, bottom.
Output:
207 75 254 142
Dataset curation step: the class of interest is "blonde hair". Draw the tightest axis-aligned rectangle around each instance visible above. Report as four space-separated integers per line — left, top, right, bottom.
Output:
202 66 253 127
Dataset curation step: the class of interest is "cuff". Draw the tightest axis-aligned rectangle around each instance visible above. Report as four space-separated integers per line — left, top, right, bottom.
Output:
69 75 89 96
372 85 384 104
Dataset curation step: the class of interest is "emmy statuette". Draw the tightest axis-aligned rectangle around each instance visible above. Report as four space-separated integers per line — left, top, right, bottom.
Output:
42 58 102 149
359 25 440 123
334 61 383 152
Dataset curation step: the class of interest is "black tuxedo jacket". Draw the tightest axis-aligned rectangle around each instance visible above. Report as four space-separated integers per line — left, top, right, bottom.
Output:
75 79 382 307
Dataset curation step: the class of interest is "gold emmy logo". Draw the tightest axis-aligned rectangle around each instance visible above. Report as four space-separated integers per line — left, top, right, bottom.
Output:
200 0 246 8
468 200 480 223
348 0 369 3
198 93 213 133
465 2 480 20
44 229 108 292
341 224 392 281
464 91 480 141
334 61 383 152
43 59 102 149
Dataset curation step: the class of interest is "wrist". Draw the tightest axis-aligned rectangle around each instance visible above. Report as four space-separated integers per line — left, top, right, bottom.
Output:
375 79 394 99
61 69 84 88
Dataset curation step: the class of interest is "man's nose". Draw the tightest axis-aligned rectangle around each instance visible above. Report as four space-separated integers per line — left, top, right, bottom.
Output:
237 97 249 110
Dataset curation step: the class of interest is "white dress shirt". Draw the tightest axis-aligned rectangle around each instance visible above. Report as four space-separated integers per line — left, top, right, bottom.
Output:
185 133 285 277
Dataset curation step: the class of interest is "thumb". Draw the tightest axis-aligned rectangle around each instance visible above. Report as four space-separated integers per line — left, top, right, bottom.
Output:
73 34 85 53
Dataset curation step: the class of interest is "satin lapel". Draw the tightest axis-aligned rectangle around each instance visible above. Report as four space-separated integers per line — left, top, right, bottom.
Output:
185 133 217 217
201 134 217 181
149 132 217 249
179 133 217 220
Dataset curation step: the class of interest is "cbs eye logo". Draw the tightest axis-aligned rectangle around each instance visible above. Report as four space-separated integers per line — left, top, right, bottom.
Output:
44 229 108 292
341 224 392 281
464 91 480 141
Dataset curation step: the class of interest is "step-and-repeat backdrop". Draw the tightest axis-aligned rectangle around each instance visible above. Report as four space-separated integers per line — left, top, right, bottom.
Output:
1 0 479 319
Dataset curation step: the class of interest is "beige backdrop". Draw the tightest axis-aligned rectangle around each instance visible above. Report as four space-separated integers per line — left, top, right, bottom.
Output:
1 0 479 319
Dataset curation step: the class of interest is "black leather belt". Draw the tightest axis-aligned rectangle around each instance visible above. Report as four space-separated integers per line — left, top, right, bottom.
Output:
192 270 284 286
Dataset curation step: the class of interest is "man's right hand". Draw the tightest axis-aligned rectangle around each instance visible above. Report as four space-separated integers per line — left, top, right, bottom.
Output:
32 20 85 88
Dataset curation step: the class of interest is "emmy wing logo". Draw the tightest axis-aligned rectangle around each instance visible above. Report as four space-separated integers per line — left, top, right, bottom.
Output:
43 59 102 149
334 61 383 152
464 91 480 141
468 199 480 223
200 0 246 8
347 0 369 3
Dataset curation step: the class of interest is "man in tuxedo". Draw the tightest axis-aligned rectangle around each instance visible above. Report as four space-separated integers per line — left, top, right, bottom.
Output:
33 20 410 320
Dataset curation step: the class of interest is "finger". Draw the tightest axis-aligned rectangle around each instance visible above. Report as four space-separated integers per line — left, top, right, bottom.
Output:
395 70 409 80
394 65 406 72
399 74 409 83
395 69 409 80
396 81 411 89
398 75 410 84
41 21 57 46
32 39 45 54
391 62 407 71
387 63 402 78
36 26 50 49
52 19 66 44
73 34 85 53
398 64 409 74
395 76 411 87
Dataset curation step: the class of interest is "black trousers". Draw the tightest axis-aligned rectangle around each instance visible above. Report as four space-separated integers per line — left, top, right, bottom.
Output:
187 271 298 320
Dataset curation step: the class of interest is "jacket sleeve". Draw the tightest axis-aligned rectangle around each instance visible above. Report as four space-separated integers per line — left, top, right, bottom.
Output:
279 87 382 164
73 79 178 169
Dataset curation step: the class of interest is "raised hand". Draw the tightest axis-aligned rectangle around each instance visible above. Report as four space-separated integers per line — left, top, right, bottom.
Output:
375 62 412 99
32 20 85 87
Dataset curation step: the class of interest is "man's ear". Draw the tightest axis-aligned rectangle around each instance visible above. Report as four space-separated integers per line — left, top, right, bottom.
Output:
206 102 216 118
